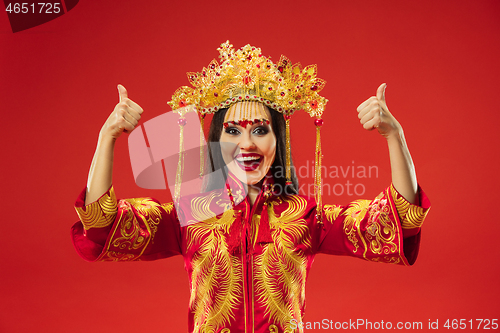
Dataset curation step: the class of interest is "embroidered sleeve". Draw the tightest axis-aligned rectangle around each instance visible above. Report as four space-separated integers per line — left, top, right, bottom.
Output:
389 183 430 238
317 185 430 266
75 187 118 231
71 186 182 262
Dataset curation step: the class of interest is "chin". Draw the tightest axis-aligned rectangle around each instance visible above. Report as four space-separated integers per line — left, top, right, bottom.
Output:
228 162 268 186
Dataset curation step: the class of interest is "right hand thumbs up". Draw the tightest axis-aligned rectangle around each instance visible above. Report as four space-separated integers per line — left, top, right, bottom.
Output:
118 84 128 102
100 84 144 140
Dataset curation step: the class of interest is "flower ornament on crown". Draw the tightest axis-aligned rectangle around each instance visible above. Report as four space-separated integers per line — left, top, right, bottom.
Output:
168 41 328 117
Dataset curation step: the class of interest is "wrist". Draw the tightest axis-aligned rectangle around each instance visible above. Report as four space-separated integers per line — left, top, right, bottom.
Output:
98 130 117 148
385 127 404 143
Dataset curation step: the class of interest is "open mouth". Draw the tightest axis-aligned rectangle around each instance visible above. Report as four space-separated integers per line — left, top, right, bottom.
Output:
234 153 262 171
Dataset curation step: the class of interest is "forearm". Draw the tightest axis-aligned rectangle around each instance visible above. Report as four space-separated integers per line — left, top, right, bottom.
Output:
85 134 116 205
386 130 418 204
356 83 419 204
82 85 143 205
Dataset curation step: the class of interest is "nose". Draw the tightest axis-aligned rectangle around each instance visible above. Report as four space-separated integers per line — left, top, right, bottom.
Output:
239 132 256 150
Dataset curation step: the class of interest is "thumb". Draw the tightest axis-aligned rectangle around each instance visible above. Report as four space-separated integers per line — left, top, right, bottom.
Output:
117 84 128 102
376 83 387 103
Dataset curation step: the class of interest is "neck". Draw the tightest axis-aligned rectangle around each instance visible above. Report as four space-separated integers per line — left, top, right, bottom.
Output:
247 180 263 206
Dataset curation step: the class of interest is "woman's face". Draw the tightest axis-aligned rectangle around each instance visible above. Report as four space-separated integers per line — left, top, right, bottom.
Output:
220 102 276 186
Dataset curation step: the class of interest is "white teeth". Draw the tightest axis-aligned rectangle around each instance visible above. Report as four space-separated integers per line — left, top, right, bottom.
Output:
236 156 261 162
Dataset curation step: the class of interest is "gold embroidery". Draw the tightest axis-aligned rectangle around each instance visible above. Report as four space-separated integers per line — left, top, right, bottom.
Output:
323 204 342 222
390 184 427 229
251 214 261 246
100 251 137 262
191 191 226 222
403 205 427 228
109 198 163 253
365 205 397 256
341 195 401 261
187 193 242 333
269 324 279 333
161 202 174 214
371 256 401 264
341 200 370 253
391 185 409 215
126 197 163 236
76 187 118 230
254 195 310 333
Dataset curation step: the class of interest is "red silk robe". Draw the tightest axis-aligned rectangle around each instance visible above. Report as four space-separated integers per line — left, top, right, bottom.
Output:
71 173 430 333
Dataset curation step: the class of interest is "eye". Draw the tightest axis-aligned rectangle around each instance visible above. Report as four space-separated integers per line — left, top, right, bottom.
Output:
224 127 240 135
253 126 269 135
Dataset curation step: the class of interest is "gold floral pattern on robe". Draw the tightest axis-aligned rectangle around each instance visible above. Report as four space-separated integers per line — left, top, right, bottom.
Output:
71 180 430 333
186 191 242 333
254 195 311 332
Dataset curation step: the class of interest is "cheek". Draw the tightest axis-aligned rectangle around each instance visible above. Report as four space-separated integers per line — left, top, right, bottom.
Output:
219 138 239 160
262 137 276 160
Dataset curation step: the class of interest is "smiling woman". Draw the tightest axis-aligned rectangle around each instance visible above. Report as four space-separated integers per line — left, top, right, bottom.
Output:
71 41 431 333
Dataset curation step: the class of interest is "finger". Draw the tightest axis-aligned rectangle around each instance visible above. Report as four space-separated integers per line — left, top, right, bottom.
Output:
356 96 377 112
357 100 379 119
126 98 144 115
117 108 139 128
362 115 381 130
113 102 141 124
360 107 380 126
376 83 387 103
115 117 135 134
125 106 142 122
118 84 128 102
118 117 136 132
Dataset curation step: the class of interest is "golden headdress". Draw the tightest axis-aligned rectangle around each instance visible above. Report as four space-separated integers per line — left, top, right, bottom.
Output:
168 41 329 222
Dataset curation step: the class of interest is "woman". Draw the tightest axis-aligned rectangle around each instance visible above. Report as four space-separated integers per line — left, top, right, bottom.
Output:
72 42 430 333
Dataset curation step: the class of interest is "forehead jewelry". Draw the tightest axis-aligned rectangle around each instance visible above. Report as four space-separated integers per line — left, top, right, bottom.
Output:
223 101 270 129
168 41 328 223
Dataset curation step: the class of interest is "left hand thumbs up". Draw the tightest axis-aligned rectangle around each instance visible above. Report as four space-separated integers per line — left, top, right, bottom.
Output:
376 83 387 104
357 83 401 139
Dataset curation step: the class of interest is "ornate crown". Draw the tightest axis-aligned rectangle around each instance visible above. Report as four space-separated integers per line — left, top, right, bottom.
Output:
168 41 328 118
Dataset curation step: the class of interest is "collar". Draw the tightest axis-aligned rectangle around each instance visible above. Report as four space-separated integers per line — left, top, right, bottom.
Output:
224 170 276 209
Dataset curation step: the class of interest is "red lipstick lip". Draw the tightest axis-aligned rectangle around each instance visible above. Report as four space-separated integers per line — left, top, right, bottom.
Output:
234 153 263 171
235 153 262 159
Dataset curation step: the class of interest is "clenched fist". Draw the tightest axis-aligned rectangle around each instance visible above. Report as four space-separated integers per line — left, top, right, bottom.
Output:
356 83 402 139
99 84 144 140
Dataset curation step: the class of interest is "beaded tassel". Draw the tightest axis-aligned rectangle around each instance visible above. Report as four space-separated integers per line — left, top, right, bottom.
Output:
174 117 187 204
314 118 324 225
199 114 205 178
285 115 292 186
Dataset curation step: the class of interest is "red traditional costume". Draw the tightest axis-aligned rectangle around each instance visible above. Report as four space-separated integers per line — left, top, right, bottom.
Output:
71 171 430 333
72 41 431 333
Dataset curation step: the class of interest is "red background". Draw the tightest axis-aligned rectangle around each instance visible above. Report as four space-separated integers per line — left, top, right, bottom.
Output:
1 1 499 332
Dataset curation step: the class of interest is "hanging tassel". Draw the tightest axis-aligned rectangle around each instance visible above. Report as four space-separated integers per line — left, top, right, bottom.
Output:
227 213 244 254
226 183 243 254
174 117 187 204
314 118 324 226
285 115 292 186
256 183 274 244
199 114 205 178
255 202 273 244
